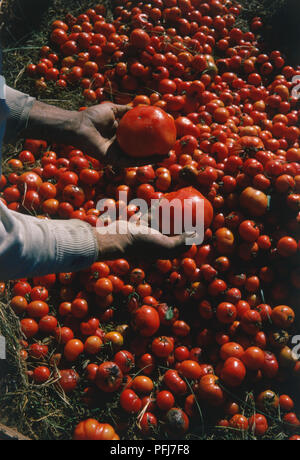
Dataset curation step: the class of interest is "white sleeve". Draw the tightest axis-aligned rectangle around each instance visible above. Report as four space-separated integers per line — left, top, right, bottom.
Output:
0 201 99 281
4 85 36 142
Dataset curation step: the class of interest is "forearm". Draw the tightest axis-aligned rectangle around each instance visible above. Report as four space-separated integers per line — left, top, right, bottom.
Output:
22 99 82 145
4 84 82 145
0 202 99 281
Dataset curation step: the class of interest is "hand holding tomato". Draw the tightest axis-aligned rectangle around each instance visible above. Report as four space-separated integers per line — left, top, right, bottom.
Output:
94 220 192 260
27 100 146 167
69 102 134 165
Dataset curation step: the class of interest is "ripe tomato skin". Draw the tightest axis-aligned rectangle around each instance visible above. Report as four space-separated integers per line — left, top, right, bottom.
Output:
220 357 246 387
30 286 49 301
163 369 187 396
157 303 179 326
86 364 98 382
55 326 74 344
283 413 300 428
114 350 135 374
130 28 151 49
33 366 51 383
39 315 58 334
58 369 79 393
271 305 295 328
229 414 249 431
156 391 175 411
137 353 156 375
256 389 279 411
64 339 84 362
120 389 142 413
71 298 89 318
10 296 28 315
13 281 32 297
84 336 103 355
160 186 214 233
174 346 190 362
133 305 160 337
198 374 225 407
29 343 48 359
73 419 118 440
241 346 265 370
241 309 262 335
20 318 39 338
279 394 294 412
152 336 174 358
216 302 237 324
117 106 176 158
239 187 268 217
220 342 244 360
179 360 202 380
131 375 154 395
248 413 269 436
261 351 279 379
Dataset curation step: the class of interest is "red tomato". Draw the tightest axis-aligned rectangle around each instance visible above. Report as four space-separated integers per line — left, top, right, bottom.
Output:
133 305 160 337
248 414 268 436
220 357 246 387
33 366 51 383
58 369 79 393
120 389 142 413
117 106 177 157
241 346 265 370
73 419 118 440
159 186 214 234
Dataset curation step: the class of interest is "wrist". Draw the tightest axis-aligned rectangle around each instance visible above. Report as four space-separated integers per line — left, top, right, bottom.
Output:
24 100 81 145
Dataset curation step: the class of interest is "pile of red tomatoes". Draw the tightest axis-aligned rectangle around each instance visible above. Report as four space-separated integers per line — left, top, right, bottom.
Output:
1 0 300 440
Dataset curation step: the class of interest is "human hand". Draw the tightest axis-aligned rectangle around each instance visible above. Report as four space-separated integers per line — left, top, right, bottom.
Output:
74 102 166 167
93 220 193 261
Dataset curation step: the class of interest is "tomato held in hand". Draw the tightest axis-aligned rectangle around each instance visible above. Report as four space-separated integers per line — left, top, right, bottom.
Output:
159 186 214 234
117 106 177 157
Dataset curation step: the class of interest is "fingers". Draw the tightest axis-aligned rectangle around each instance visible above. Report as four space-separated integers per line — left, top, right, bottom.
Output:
112 104 132 118
160 232 195 251
143 231 196 259
107 141 168 167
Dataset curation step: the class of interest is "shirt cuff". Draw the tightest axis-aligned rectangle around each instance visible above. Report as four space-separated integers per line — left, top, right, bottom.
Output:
4 85 36 142
50 219 99 273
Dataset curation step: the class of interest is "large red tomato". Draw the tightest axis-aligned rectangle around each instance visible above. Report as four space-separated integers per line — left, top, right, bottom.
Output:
158 186 214 234
117 106 177 157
